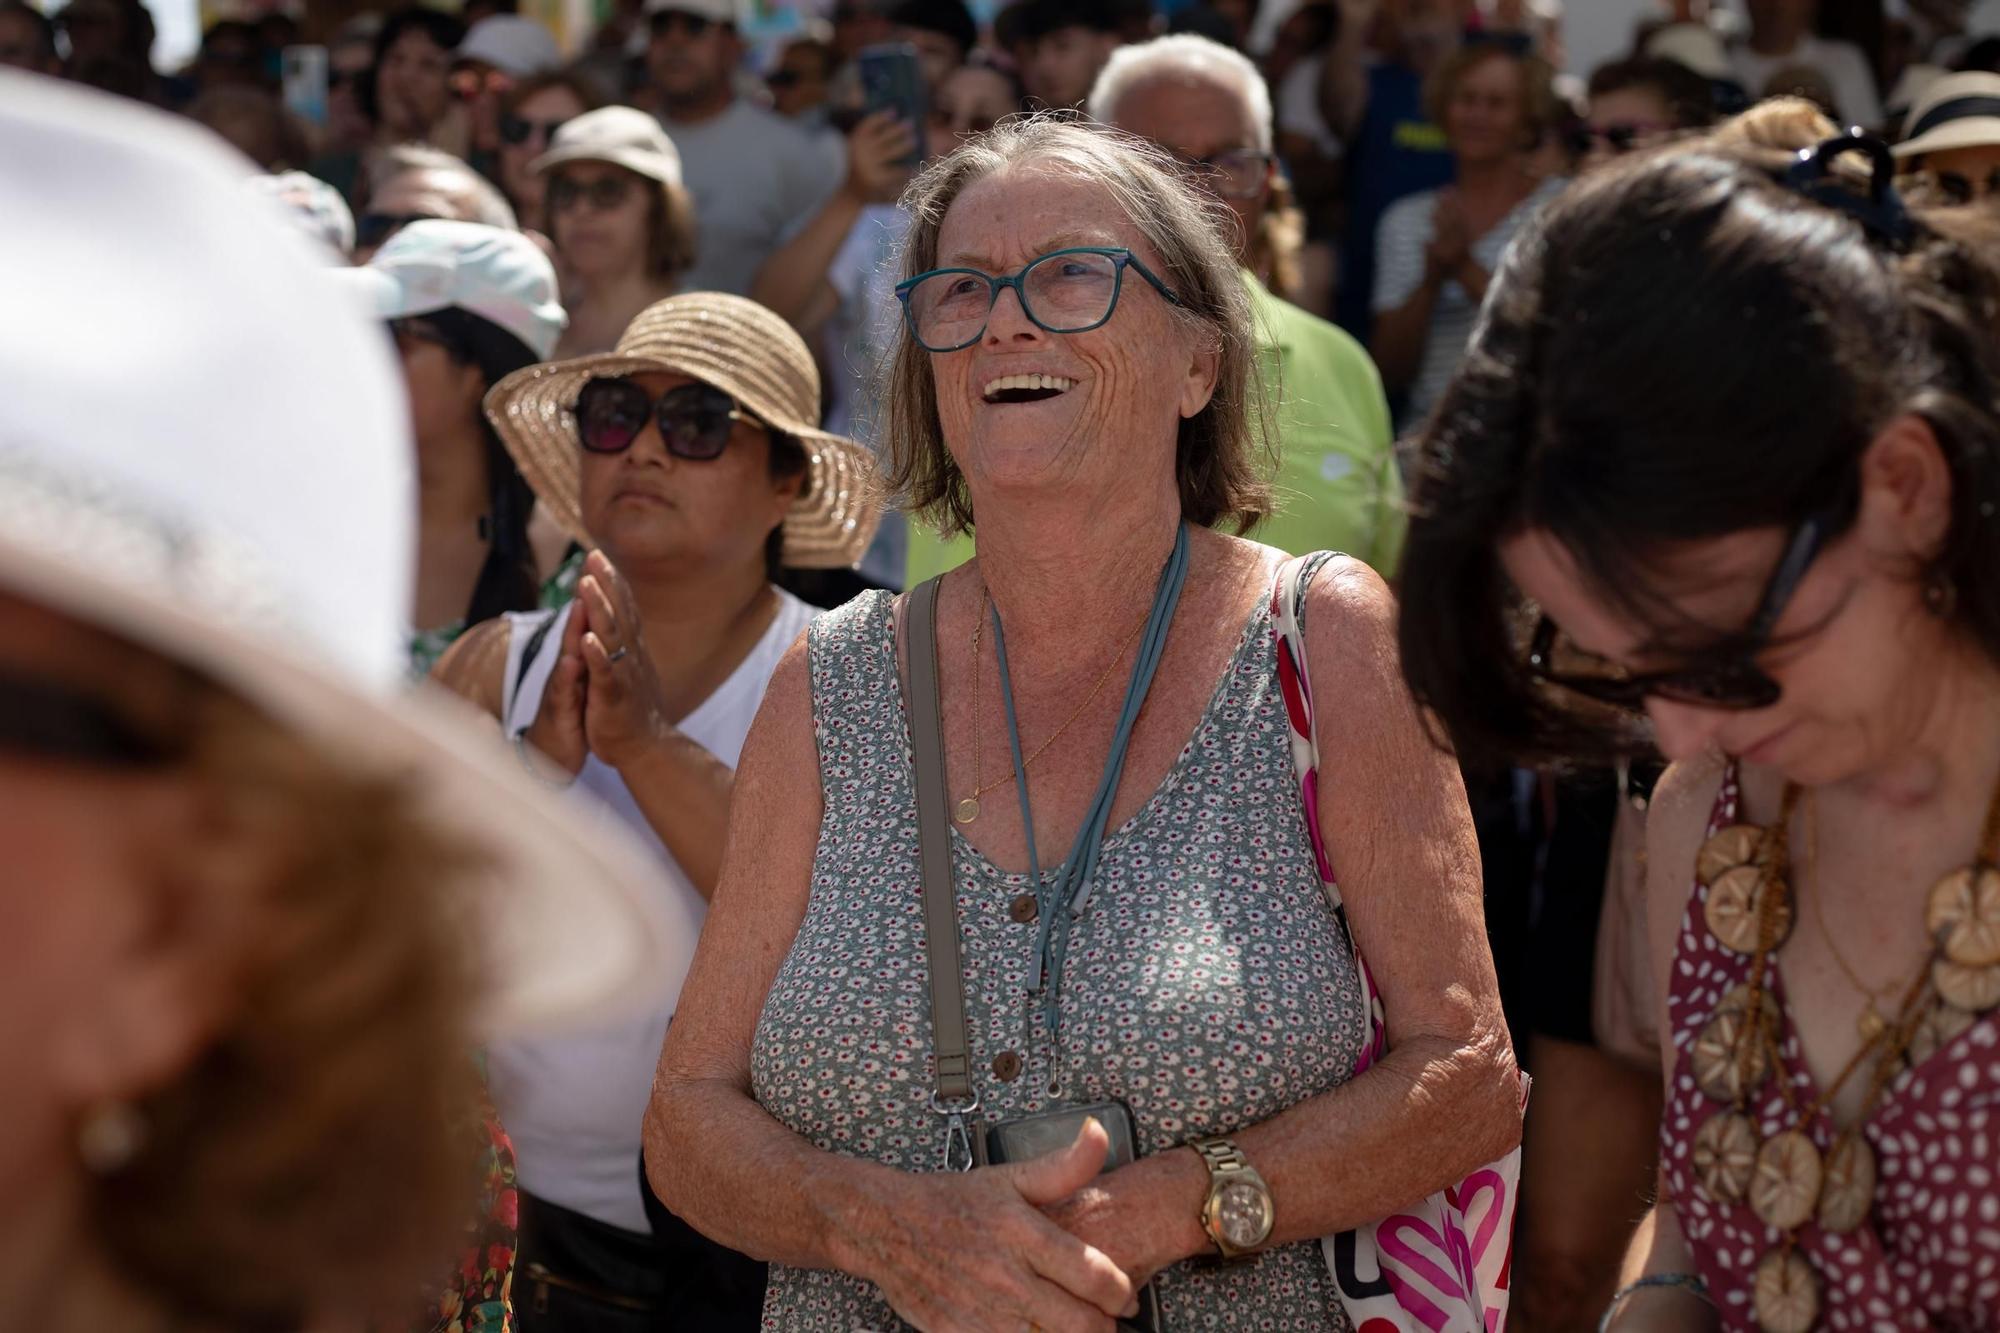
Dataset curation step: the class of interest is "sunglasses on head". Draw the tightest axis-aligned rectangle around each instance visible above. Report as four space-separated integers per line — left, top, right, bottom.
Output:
574 378 763 459
1526 509 1840 712
356 210 439 249
501 112 571 146
549 173 637 213
0 674 176 767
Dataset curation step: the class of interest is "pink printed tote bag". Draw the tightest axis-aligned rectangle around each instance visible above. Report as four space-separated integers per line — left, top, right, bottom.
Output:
1271 552 1528 1333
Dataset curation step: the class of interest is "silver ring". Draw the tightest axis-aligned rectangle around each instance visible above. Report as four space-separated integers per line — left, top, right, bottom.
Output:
606 645 629 663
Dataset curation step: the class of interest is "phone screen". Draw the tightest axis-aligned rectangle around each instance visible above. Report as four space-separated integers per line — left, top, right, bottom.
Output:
281 45 329 128
855 42 926 167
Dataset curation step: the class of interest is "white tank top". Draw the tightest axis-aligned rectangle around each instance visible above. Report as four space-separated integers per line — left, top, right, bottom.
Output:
488 588 817 1233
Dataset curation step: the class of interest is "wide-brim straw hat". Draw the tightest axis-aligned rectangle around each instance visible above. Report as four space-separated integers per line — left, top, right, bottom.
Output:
3 72 683 1040
1895 70 2000 159
486 291 881 569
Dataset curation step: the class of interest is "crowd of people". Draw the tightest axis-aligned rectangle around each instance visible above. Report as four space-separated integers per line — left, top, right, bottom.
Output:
9 0 2000 1331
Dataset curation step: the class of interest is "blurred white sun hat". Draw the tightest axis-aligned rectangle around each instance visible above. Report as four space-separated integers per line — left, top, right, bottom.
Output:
0 70 686 1039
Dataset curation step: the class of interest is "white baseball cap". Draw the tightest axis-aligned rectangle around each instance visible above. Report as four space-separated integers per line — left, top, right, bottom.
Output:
0 71 681 1039
456 14 563 77
339 219 568 362
532 105 685 189
643 0 739 25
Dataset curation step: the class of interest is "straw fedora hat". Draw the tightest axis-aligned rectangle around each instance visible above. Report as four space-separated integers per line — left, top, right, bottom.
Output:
1895 71 2000 159
2 72 680 1038
486 292 881 569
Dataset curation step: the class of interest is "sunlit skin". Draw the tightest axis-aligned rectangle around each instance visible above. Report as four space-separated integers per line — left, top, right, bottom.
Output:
1916 142 2000 199
928 165 1217 520
550 161 654 282
577 370 801 577
376 27 453 140
1023 25 1119 111
1445 52 1530 167
1105 73 1270 264
647 13 737 121
1496 418 1964 793
924 65 1018 159
499 83 589 222
896 23 962 90
0 596 250 1330
355 168 486 263
1580 85 1673 173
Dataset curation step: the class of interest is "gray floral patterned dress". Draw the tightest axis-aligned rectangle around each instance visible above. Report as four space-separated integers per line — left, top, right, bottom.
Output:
751 590 1368 1330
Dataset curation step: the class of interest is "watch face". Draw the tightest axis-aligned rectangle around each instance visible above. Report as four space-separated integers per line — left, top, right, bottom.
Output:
1216 1180 1271 1248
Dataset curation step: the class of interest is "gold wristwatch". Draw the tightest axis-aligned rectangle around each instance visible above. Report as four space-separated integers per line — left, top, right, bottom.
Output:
1190 1136 1274 1261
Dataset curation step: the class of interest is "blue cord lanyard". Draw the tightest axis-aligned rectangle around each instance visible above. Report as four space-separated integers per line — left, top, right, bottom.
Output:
989 522 1191 1054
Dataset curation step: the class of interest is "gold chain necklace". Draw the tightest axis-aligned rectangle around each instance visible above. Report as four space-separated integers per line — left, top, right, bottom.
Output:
955 585 1151 825
1798 793 1910 1041
1687 771 2000 1333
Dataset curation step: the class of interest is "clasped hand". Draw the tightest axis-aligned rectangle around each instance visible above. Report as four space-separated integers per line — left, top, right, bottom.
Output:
524 550 675 776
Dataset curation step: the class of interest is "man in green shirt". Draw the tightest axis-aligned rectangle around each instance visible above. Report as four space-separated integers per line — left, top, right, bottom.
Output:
906 32 1404 586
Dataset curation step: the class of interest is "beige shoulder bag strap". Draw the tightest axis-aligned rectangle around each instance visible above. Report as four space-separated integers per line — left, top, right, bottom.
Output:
907 575 979 1170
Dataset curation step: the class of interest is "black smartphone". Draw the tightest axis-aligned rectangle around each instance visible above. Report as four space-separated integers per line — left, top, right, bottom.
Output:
981 1100 1163 1333
855 41 927 167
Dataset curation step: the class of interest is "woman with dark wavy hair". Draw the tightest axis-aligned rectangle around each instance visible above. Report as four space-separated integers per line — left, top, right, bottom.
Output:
1396 124 2000 1332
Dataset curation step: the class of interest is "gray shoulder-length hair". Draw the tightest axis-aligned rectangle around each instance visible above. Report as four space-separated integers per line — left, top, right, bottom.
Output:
880 116 1273 538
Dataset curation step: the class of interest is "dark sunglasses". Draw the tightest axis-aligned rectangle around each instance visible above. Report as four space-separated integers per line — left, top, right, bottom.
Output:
651 10 715 37
1567 121 1666 156
766 68 805 89
549 174 637 213
929 107 999 136
1526 510 1839 712
501 112 571 146
574 378 762 459
1931 165 2000 204
356 210 438 249
0 674 175 767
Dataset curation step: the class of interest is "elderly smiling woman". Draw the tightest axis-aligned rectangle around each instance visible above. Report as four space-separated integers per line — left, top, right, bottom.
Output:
644 118 1521 1332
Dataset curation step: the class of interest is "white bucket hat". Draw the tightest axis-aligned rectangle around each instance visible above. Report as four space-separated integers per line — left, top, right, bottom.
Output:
457 13 563 78
1894 70 2000 159
336 218 568 361
532 105 685 188
0 71 683 1039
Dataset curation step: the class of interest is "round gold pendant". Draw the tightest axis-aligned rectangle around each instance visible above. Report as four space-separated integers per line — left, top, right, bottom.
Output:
954 797 979 825
1693 1111 1759 1204
1817 1130 1877 1234
1926 864 2000 967
1858 1003 1889 1044
1754 1249 1821 1333
1909 1000 1977 1065
1698 824 1767 887
1706 864 1793 954
1932 956 2000 1013
1750 1130 1824 1232
1692 984 1777 1103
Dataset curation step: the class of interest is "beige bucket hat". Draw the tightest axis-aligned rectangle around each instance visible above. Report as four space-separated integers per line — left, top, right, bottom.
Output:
1895 71 2000 159
485 291 881 569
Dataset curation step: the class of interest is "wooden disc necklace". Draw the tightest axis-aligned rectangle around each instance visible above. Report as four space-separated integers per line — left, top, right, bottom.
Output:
1688 770 2000 1333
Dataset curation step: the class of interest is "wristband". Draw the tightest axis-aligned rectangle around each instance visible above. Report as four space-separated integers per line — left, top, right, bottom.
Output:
1597 1274 1713 1333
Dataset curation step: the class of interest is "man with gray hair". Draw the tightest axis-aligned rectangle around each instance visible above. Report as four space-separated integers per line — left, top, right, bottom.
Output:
1089 34 1406 575
357 143 518 261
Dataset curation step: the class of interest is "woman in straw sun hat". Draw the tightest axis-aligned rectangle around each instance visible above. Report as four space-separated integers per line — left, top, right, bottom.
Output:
0 71 673 1330
432 289 877 1327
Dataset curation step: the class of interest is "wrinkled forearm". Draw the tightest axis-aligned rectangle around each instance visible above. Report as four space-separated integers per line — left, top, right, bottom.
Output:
643 1072 906 1275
